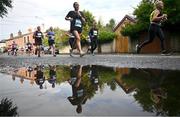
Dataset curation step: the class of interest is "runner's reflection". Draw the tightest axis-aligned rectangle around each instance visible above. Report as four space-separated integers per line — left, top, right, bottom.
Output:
88 65 99 91
34 65 45 89
48 65 57 88
68 65 88 114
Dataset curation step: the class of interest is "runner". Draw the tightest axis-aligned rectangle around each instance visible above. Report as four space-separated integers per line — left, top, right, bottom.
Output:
25 41 33 55
67 65 88 114
35 65 45 89
33 26 44 57
11 41 18 56
48 65 57 88
65 2 86 57
46 27 56 57
89 22 98 56
136 0 168 55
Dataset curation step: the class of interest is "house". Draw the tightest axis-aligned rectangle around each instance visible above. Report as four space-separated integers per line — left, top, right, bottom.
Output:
113 15 136 53
5 30 34 51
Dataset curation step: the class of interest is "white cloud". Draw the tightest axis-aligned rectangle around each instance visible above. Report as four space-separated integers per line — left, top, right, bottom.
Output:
0 0 141 40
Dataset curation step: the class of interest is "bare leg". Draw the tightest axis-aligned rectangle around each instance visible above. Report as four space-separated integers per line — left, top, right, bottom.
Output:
52 45 56 56
37 45 41 57
73 30 83 54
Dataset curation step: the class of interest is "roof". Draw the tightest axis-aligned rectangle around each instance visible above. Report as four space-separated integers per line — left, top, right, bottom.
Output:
0 40 6 43
4 32 33 42
113 15 136 32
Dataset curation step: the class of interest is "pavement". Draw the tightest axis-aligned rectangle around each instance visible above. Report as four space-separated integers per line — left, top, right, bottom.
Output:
0 53 180 71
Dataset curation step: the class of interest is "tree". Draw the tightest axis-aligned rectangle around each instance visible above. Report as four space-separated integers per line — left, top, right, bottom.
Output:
81 10 95 40
163 0 180 31
0 98 18 116
121 0 180 39
121 0 154 39
105 18 116 31
0 0 13 18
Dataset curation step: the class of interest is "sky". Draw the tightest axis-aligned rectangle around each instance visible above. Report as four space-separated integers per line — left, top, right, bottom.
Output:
0 0 141 40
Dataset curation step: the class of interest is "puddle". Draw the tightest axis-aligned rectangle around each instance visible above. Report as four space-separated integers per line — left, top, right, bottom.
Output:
0 65 180 116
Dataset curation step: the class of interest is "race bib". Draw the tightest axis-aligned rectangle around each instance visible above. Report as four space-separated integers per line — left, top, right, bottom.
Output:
49 35 55 40
75 19 82 28
36 32 42 38
93 30 98 36
77 89 83 97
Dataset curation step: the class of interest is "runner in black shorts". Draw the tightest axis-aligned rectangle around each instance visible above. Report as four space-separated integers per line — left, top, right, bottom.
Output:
136 0 168 55
89 21 98 56
65 2 86 57
11 41 18 56
26 41 33 55
33 26 44 57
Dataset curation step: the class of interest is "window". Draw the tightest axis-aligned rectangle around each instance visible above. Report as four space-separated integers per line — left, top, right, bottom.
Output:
27 36 29 42
24 37 26 44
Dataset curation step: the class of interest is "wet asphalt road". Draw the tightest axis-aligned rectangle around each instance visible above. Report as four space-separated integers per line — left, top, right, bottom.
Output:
0 53 180 70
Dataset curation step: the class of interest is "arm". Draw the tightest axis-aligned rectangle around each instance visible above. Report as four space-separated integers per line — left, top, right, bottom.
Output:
151 10 167 22
79 11 85 23
65 11 73 21
89 29 93 38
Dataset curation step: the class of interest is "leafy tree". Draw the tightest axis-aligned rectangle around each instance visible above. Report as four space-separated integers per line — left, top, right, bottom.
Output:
105 18 116 31
98 31 115 43
95 18 116 52
0 0 13 18
163 0 180 31
121 0 153 39
0 98 18 116
121 0 180 39
82 10 116 43
81 10 95 40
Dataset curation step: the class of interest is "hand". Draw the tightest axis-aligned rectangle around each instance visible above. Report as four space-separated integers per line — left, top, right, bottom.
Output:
163 14 167 19
70 18 73 22
161 14 167 22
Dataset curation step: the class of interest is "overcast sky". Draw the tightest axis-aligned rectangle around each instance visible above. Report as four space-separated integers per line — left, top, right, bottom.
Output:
0 0 141 40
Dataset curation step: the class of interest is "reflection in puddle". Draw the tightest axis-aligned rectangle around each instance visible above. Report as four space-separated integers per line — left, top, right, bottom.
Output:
0 65 180 116
0 98 18 116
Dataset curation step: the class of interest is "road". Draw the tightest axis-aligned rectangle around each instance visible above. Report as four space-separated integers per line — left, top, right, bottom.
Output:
0 54 180 71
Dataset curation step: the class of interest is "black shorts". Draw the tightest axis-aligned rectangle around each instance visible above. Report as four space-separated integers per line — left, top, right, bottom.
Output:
48 40 55 46
26 47 32 51
12 48 17 51
35 38 42 46
71 27 82 34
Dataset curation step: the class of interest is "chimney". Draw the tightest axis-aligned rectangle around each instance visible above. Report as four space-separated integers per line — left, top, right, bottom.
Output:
18 30 22 36
10 33 13 39
28 28 32 33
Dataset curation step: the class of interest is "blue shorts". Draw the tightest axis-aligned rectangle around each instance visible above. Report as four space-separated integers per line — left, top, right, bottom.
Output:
48 40 55 46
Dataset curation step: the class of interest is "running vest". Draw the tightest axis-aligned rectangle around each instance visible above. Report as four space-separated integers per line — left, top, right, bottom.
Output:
47 31 55 40
150 10 163 24
75 19 82 28
35 31 43 39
